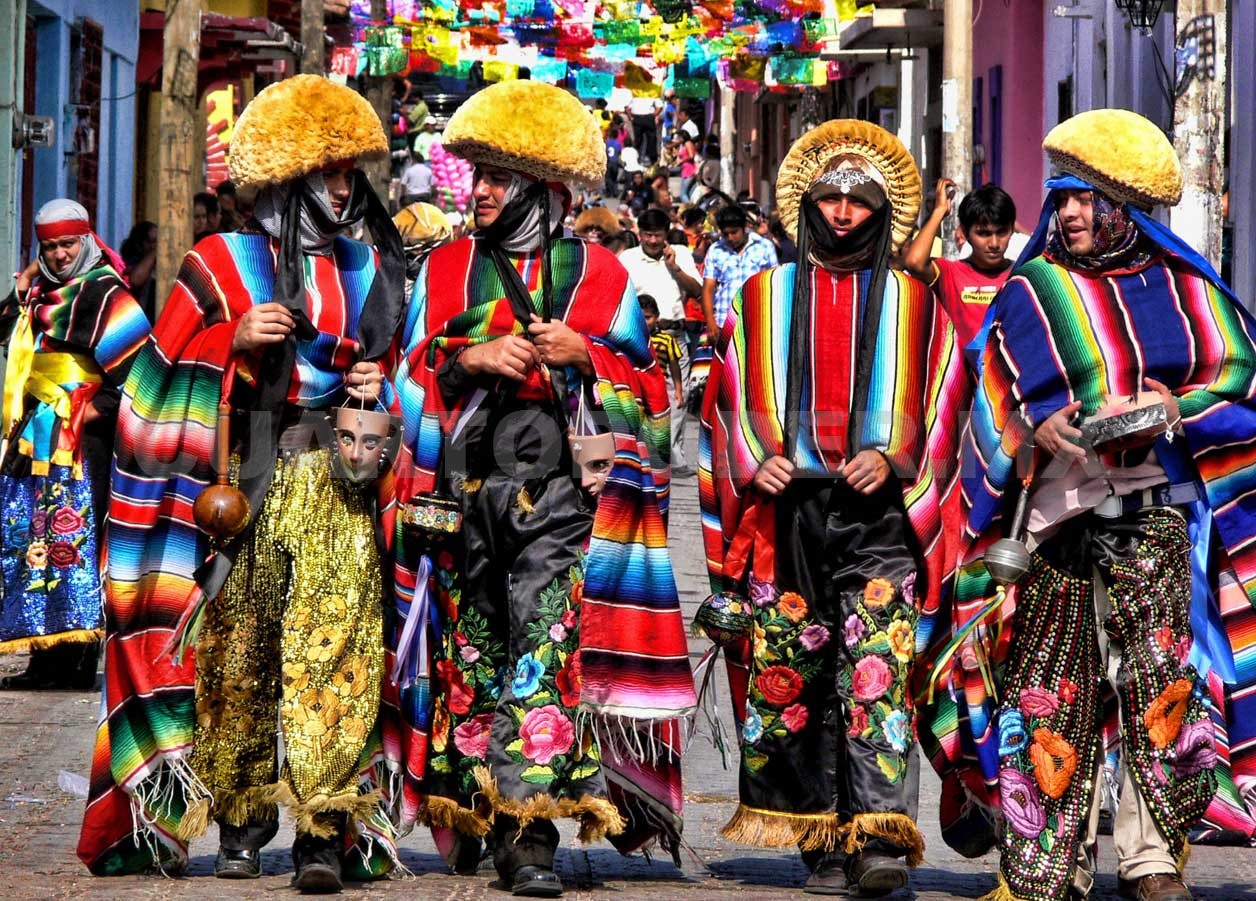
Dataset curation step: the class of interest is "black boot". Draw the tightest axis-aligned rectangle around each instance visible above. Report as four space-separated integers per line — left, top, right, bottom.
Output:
215 816 279 879
492 815 561 897
845 847 908 897
292 816 344 894
801 849 848 895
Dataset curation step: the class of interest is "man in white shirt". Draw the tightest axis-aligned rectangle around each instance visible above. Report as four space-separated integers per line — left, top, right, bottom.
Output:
618 208 702 473
399 149 434 205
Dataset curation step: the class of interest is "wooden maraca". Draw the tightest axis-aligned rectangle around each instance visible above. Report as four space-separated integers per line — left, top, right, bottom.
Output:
193 397 251 540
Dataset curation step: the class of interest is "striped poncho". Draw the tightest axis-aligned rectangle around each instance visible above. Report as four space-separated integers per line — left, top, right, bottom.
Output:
77 233 397 874
698 263 958 713
388 236 695 835
921 251 1256 842
700 264 954 601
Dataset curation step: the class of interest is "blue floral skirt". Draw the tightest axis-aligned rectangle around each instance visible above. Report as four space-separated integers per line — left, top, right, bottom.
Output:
0 461 103 651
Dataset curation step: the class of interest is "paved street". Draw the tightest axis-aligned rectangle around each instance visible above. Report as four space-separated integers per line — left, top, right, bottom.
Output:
1 424 1254 899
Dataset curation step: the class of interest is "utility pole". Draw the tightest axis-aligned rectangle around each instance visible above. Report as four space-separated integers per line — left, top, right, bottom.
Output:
940 0 972 258
1170 1 1227 268
0 0 28 294
301 0 324 76
362 0 392 205
718 79 735 197
157 0 203 309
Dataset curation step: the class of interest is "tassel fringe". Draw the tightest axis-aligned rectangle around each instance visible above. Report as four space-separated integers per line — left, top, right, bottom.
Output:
0 627 102 655
473 765 626 843
978 873 1031 901
516 487 535 514
418 793 491 838
838 812 925 868
1177 838 1191 874
718 803 842 852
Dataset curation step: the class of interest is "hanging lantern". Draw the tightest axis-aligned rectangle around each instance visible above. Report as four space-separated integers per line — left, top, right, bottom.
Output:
1114 0 1166 33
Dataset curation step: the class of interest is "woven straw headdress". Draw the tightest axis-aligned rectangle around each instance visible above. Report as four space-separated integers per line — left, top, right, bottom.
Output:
776 119 921 254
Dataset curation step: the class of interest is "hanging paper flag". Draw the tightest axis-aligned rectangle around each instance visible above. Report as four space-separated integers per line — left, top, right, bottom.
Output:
504 0 535 15
728 54 766 83
575 68 616 99
673 75 710 98
329 46 360 84
652 0 690 24
483 60 520 81
530 56 569 83
764 20 802 48
623 60 662 97
559 22 596 49
654 39 686 65
392 0 420 20
640 17 664 38
685 36 715 74
599 19 641 45
428 41 460 66
836 0 858 20
802 18 841 42
770 55 816 85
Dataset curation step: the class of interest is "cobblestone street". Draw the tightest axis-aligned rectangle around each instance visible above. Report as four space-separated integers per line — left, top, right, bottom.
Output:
1 429 1254 899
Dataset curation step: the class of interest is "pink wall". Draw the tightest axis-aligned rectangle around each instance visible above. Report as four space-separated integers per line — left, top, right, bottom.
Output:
970 0 1045 231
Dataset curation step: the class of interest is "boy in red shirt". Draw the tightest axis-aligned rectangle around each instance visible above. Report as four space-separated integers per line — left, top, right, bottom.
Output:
904 180 1017 352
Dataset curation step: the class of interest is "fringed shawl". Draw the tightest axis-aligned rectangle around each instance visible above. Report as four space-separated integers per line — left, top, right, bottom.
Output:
77 233 397 874
388 236 695 842
922 252 1256 841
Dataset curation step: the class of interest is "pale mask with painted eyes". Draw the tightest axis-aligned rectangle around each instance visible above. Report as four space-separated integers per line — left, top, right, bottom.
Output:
331 407 397 485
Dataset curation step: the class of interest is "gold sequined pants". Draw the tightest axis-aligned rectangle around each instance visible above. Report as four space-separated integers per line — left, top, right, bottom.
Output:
190 449 384 836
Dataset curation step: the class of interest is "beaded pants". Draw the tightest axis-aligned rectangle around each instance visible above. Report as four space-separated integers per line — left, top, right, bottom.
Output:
189 449 385 840
993 507 1216 901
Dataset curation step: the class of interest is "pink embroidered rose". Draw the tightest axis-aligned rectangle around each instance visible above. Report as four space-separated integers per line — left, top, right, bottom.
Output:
561 609 577 630
852 655 893 702
1175 636 1192 667
459 644 481 664
1020 686 1060 718
519 704 575 765
848 705 869 737
549 623 568 642
452 712 494 760
781 703 809 733
48 541 80 568
50 506 84 536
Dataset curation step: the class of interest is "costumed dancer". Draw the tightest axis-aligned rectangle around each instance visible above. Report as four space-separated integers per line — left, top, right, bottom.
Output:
76 75 406 892
393 200 453 298
698 121 953 895
389 80 696 897
0 200 150 689
919 109 1256 901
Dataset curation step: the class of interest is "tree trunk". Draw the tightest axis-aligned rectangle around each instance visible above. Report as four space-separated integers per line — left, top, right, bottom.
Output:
156 0 203 313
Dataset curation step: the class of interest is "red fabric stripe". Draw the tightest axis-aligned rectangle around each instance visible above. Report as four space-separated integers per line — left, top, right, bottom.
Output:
36 219 91 239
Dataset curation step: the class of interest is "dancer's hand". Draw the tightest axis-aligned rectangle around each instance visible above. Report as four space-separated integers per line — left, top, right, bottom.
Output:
460 335 539 381
1143 377 1181 426
345 361 384 404
232 303 295 352
1034 400 1086 461
528 315 592 374
753 455 794 496
842 449 891 495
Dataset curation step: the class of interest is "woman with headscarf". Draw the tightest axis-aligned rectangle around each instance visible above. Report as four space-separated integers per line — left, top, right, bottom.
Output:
391 80 695 898
0 200 150 690
393 200 453 298
77 76 406 892
698 121 955 895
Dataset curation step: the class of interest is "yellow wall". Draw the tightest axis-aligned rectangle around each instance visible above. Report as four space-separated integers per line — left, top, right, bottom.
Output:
141 0 269 13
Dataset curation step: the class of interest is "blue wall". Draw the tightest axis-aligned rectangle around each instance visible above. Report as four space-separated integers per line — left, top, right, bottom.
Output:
20 0 138 252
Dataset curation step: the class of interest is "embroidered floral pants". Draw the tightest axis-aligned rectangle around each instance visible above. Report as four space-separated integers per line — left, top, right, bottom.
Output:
424 407 618 873
724 478 924 864
190 449 385 840
993 507 1216 901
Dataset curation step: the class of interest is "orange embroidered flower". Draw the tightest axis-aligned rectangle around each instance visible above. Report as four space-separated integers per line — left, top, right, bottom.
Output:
1028 727 1078 800
431 699 450 753
1144 679 1193 749
777 592 808 624
863 578 895 608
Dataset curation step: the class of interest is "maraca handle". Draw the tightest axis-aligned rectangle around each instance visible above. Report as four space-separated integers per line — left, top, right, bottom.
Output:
215 400 232 486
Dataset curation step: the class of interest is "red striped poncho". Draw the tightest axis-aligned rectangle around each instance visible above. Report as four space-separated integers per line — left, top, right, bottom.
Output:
387 236 696 842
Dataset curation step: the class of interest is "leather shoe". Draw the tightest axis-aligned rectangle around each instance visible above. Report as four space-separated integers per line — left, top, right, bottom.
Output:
292 832 343 894
214 846 262 879
845 850 908 897
511 864 563 897
803 853 849 895
1117 873 1193 901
